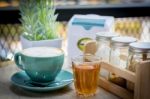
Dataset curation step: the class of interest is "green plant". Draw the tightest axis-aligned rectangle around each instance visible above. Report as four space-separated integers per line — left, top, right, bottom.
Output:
20 0 59 40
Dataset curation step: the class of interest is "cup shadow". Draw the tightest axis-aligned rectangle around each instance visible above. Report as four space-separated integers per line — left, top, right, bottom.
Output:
9 84 73 98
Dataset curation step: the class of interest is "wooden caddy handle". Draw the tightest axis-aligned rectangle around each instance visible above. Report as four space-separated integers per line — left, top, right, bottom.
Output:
84 41 150 99
134 61 150 99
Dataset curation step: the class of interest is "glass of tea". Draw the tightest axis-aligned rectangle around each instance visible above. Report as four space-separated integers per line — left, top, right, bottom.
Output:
72 54 101 96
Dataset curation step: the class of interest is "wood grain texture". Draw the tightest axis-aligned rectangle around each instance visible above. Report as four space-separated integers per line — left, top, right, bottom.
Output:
101 62 136 83
134 61 150 99
0 62 120 99
99 77 133 99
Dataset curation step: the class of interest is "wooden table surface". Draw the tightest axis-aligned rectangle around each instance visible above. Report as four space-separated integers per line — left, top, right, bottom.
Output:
0 61 120 99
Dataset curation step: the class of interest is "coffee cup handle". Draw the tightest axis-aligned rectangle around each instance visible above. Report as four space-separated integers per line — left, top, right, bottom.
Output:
14 52 24 70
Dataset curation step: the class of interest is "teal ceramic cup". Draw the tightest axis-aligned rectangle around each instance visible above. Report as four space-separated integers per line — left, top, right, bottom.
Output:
14 47 64 84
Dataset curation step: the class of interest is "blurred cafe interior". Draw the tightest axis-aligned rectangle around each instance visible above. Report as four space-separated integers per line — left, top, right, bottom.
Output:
0 0 150 61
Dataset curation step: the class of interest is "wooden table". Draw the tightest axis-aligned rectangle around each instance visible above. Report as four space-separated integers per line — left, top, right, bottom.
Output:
0 61 120 99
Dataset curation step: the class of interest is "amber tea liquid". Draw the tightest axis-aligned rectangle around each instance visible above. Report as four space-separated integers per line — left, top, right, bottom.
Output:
72 63 100 96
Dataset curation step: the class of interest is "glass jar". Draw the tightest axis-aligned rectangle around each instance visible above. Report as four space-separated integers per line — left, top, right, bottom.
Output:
109 37 137 87
95 33 118 78
126 42 150 91
95 33 118 62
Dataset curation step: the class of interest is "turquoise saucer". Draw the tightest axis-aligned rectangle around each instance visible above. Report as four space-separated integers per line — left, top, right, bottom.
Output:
11 70 73 92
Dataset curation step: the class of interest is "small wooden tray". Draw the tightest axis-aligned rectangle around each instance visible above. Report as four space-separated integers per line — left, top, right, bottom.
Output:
84 41 150 99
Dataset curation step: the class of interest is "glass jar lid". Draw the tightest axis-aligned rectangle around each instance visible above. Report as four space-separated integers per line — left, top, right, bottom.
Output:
129 42 150 53
111 37 137 47
96 32 118 41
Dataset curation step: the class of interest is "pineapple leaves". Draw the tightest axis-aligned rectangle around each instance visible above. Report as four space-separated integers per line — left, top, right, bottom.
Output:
20 0 59 41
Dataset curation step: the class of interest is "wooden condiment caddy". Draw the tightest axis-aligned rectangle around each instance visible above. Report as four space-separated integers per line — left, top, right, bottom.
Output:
84 41 150 99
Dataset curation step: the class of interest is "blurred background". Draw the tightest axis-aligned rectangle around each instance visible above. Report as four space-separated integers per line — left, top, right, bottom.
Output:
0 0 150 61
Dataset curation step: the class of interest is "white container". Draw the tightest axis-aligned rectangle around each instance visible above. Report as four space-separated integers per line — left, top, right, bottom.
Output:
67 14 114 61
20 35 62 49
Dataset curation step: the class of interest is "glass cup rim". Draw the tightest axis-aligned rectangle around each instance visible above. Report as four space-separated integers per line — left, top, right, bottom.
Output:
72 54 101 64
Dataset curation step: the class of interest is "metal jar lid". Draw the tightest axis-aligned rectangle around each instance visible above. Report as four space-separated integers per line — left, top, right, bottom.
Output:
111 37 137 47
96 32 118 41
129 42 150 53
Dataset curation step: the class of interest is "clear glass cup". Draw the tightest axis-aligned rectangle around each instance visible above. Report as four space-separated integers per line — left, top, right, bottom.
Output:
72 54 101 97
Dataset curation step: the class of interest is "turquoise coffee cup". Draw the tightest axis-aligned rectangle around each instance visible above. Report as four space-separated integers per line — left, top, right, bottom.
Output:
14 47 64 83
